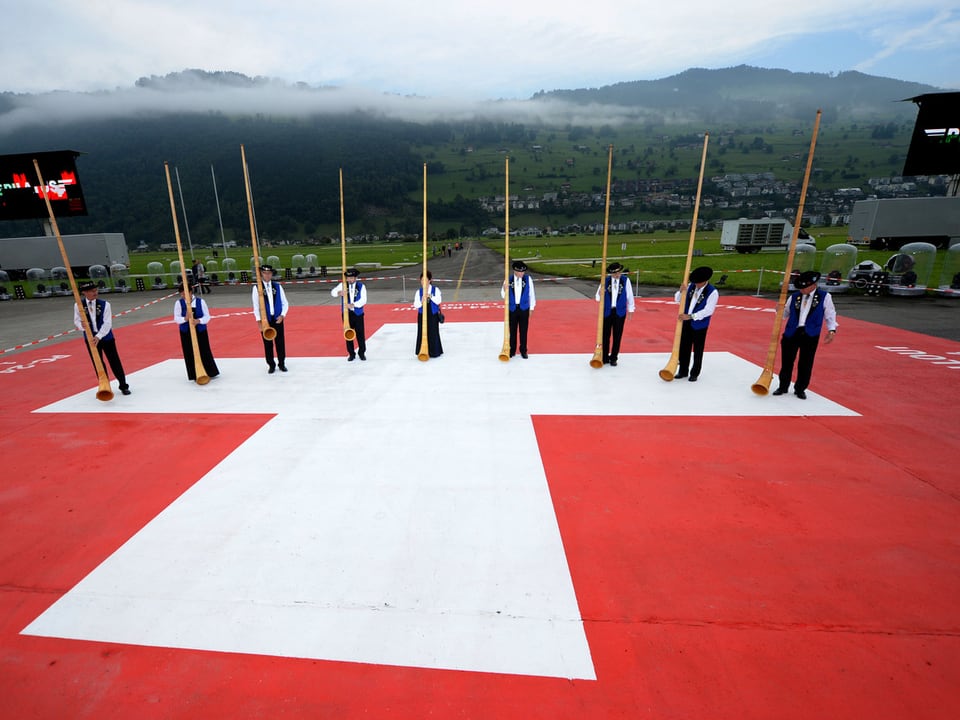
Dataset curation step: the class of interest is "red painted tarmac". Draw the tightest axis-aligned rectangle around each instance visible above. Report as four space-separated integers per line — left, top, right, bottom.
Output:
1 296 959 719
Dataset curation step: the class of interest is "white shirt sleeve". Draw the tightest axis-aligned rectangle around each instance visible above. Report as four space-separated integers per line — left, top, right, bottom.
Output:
251 285 261 321
822 292 838 332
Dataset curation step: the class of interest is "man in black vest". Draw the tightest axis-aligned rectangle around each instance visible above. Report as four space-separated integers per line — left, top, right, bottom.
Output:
331 268 367 361
73 281 131 395
500 260 536 358
773 270 838 399
674 265 719 382
252 265 290 373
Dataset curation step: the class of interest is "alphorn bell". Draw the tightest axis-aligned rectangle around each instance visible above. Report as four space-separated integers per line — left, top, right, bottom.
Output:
590 145 615 368
163 161 209 385
338 169 356 342
499 156 512 362
659 132 710 381
752 110 822 395
240 145 277 341
417 163 431 362
32 159 113 401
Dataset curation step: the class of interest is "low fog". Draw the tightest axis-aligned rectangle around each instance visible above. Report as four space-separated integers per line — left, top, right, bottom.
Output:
0 72 673 136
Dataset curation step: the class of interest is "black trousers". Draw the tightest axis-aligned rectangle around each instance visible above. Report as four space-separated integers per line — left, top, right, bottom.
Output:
344 311 366 357
85 337 129 391
601 313 626 362
415 312 443 358
179 329 220 380
261 320 286 367
678 321 709 377
778 328 820 392
508 308 530 355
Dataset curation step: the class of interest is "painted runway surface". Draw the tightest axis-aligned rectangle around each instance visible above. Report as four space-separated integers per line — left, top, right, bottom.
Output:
2 297 959 718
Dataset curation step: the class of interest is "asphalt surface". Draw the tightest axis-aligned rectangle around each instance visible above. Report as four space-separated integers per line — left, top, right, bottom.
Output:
2 241 958 356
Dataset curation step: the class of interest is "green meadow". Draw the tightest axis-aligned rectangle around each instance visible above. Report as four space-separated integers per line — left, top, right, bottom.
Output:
125 226 952 295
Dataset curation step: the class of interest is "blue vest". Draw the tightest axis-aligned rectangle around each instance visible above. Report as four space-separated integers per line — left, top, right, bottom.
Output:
508 275 532 311
417 286 440 315
263 282 284 321
178 297 207 333
342 281 365 316
85 299 115 341
602 277 629 317
784 289 827 337
685 283 716 331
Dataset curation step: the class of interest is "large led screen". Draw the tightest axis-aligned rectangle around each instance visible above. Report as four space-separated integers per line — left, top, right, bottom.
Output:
0 150 88 221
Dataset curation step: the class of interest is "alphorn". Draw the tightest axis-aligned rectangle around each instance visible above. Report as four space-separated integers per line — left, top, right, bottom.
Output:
589 145 615 369
338 168 357 341
659 133 710 381
752 109 823 395
499 156 512 362
417 163 431 361
240 144 277 341
33 159 113 401
163 162 210 385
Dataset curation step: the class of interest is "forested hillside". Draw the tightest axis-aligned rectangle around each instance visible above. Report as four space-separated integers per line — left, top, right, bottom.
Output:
0 67 942 248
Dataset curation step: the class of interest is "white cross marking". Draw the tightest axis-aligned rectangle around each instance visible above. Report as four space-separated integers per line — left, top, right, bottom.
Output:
24 322 855 678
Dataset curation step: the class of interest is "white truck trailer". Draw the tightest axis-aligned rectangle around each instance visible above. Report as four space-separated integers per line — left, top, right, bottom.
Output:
0 233 129 279
720 218 815 253
847 197 960 250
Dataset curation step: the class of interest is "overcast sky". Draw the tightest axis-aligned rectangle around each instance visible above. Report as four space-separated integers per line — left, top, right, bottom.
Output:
3 1 958 100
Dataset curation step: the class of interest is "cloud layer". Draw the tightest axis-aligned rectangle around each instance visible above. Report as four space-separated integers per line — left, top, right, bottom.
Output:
4 1 958 99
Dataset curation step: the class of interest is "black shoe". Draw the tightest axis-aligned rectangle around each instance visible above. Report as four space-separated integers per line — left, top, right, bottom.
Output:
688 375 698 382
603 358 610 364
521 351 528 359
795 389 807 399
348 355 356 362
610 359 618 366
772 386 787 395
120 387 131 395
268 366 276 374
359 353 366 361
675 372 688 379
278 364 288 372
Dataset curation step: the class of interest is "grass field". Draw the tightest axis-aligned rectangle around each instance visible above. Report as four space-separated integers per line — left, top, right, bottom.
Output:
116 226 953 296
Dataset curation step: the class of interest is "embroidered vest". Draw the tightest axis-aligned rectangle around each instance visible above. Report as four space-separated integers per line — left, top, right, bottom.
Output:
342 281 364 316
178 298 207 332
508 275 532 311
262 283 284 321
685 283 715 331
783 289 827 337
85 299 114 341
603 277 629 317
417 286 439 315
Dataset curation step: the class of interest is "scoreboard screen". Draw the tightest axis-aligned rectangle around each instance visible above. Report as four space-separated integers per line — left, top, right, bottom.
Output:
0 150 88 221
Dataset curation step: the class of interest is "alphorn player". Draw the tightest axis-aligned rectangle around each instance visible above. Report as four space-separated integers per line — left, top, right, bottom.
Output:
772 270 838 400
413 270 443 358
73 281 132 395
673 265 719 382
251 264 290 373
500 260 536 358
331 267 368 361
594 262 635 366
174 281 220 381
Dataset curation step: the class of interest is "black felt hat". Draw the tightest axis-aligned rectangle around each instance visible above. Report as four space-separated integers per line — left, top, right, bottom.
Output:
795 270 821 289
689 266 713 283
